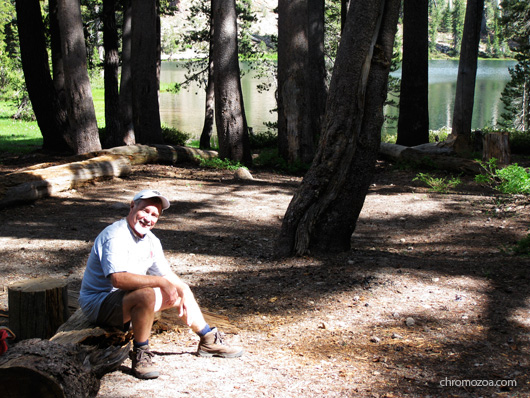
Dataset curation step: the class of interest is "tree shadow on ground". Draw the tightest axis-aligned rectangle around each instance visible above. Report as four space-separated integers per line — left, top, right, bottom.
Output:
0 162 528 396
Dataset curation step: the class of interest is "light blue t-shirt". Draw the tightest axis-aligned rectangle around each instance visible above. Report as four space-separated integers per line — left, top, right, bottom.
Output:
79 219 171 322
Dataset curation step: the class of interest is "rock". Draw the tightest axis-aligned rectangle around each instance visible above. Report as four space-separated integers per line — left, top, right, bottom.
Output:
234 168 253 180
405 317 415 327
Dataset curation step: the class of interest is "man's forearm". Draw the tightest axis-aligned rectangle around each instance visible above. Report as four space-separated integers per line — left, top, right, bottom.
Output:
110 272 169 291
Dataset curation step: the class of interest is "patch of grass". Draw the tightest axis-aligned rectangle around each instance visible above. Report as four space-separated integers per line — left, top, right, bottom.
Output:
195 156 246 171
413 172 462 193
92 88 106 128
0 102 42 155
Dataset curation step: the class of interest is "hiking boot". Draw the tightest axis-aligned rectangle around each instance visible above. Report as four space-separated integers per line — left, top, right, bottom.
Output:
197 328 243 358
130 345 159 379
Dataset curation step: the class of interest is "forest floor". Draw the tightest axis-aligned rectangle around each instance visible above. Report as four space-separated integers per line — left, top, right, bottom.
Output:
0 153 529 397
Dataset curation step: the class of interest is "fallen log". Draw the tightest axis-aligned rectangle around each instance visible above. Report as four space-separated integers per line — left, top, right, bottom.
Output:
0 338 130 398
379 142 483 174
0 144 218 209
0 303 132 398
0 278 238 397
51 308 132 347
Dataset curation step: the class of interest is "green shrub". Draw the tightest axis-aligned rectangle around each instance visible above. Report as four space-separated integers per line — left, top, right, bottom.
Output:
195 156 246 171
509 130 530 154
475 158 530 194
249 129 277 149
162 125 190 146
413 172 462 193
253 147 310 174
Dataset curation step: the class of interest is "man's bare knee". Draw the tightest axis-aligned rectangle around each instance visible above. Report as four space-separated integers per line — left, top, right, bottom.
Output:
125 288 156 311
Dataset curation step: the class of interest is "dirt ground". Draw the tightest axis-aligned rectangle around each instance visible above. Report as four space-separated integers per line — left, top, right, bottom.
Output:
0 154 529 397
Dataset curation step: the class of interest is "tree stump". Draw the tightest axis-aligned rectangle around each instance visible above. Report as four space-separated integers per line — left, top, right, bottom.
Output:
8 278 70 341
483 131 510 166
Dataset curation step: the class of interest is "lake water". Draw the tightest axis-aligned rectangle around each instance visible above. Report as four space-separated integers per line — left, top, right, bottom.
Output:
159 59 516 139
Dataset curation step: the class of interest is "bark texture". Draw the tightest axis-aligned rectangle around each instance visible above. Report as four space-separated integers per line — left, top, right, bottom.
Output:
200 13 215 150
450 0 485 155
131 0 163 144
276 0 401 257
396 0 429 146
57 0 101 154
0 338 130 398
15 0 70 153
277 0 326 165
118 0 136 146
102 0 122 147
483 132 511 166
8 278 69 341
212 0 252 166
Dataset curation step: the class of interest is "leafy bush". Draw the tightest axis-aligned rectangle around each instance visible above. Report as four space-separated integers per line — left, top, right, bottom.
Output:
429 126 451 143
195 156 246 171
253 147 310 174
509 130 530 154
475 158 530 194
249 129 277 149
162 125 190 146
413 172 462 193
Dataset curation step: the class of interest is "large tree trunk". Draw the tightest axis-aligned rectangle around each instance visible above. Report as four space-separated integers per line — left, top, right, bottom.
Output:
396 0 429 146
449 0 485 155
307 0 327 158
102 0 121 148
200 9 215 150
212 0 252 166
276 0 401 257
341 0 350 32
278 0 324 165
131 0 163 144
48 0 71 152
15 0 70 153
118 0 136 146
57 0 102 155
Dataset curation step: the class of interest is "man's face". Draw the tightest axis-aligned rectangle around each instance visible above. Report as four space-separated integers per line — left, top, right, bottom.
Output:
127 199 162 237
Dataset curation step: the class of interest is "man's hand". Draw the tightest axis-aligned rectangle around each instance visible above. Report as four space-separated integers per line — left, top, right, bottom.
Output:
164 273 194 326
160 278 179 307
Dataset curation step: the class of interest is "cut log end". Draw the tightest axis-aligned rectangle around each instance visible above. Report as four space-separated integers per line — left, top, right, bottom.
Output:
8 277 69 341
483 132 511 166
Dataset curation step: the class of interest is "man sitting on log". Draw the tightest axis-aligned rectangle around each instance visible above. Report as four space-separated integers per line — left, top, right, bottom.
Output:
79 189 243 379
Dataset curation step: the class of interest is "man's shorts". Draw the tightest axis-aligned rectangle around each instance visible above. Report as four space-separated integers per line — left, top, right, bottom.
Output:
96 289 128 330
96 288 163 330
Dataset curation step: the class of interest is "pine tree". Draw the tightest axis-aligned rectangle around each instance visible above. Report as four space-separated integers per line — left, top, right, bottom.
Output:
498 0 530 132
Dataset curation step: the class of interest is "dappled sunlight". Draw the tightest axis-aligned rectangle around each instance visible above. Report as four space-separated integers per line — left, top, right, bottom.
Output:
0 161 529 396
